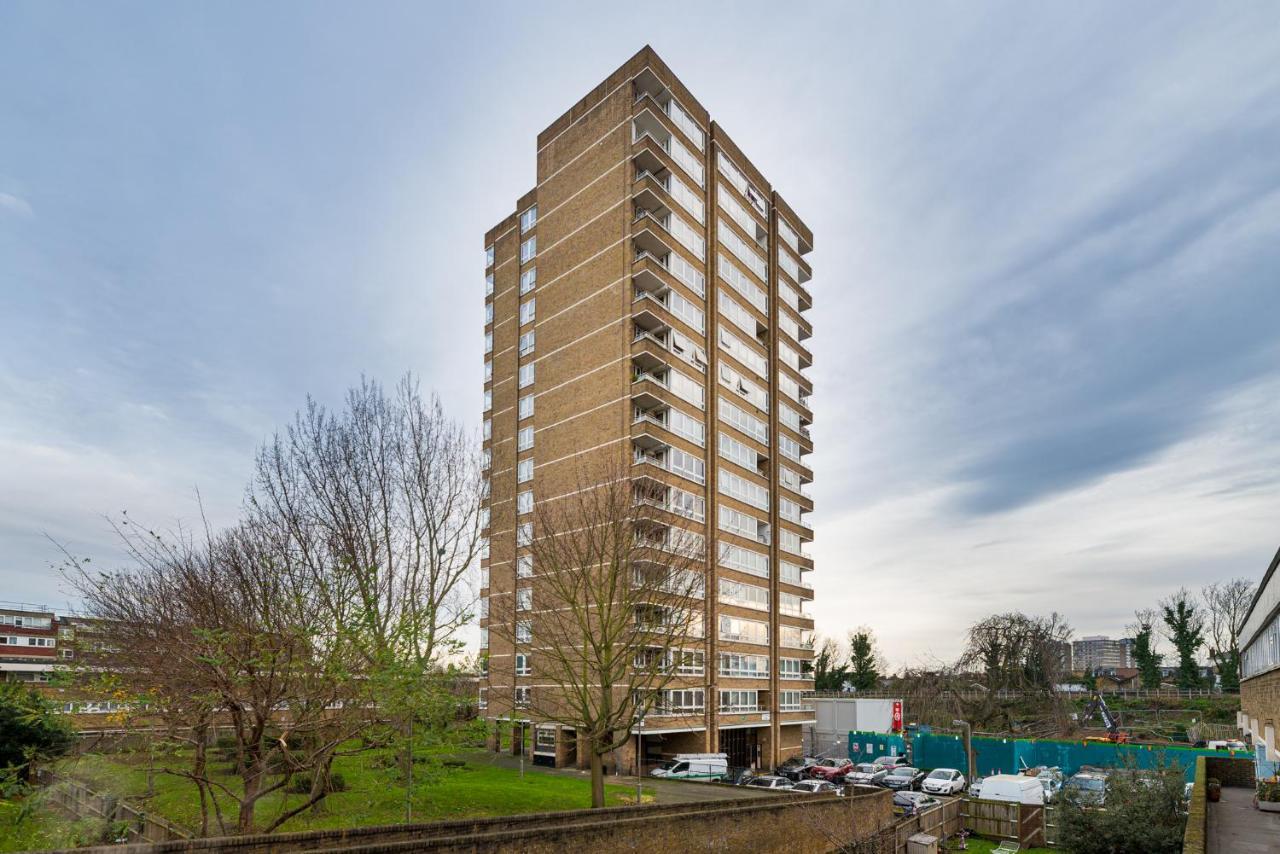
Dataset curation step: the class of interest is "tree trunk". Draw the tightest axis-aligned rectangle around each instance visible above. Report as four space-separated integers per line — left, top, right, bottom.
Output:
192 724 210 836
238 763 261 834
589 744 605 809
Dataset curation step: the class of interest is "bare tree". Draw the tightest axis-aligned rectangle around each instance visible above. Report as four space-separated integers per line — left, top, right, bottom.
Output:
247 374 484 792
64 516 375 835
960 611 1073 692
1203 579 1256 692
488 462 706 808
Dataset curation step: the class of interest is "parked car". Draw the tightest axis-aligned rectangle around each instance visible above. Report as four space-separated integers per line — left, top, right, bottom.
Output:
650 753 728 782
792 779 840 795
971 773 1046 805
1036 768 1064 802
873 754 911 770
724 767 757 786
881 766 927 791
807 758 855 782
775 756 820 781
744 775 796 791
921 768 966 795
1063 771 1108 806
893 791 942 814
843 762 888 787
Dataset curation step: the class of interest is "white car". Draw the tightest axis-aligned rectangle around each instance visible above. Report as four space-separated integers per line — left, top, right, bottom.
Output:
921 768 966 795
744 775 796 791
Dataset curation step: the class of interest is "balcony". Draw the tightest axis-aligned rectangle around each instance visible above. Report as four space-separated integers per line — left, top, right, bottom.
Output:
632 291 673 339
632 211 674 260
632 332 671 375
633 171 673 222
632 250 672 298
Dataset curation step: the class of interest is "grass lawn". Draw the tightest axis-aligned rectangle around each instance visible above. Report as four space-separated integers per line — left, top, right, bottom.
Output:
49 747 633 836
0 798 114 853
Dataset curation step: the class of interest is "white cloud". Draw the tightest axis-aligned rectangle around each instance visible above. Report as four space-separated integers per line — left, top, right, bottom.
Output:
0 191 33 217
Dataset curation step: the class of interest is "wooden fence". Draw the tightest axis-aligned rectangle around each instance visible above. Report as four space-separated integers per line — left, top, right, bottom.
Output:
37 772 190 844
959 797 1054 847
893 797 963 849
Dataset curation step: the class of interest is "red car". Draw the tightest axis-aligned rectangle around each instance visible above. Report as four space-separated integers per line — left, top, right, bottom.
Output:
806 758 855 782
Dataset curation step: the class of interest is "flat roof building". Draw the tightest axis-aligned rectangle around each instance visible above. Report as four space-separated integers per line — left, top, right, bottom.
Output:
478 47 816 772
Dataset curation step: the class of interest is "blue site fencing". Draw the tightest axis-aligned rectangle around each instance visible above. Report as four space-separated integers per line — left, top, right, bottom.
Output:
904 731 1248 782
846 731 907 761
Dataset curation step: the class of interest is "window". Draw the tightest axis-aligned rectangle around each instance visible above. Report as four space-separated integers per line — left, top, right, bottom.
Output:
516 620 532 643
484 360 493 382
486 272 494 296
780 625 815 649
480 566 489 587
485 302 493 324
718 615 769 645
670 214 704 260
780 591 808 617
778 310 802 342
520 204 537 233
719 290 762 341
718 218 767 280
779 690 804 712
668 291 704 332
480 537 490 558
719 397 768 444
780 466 805 494
720 544 769 578
719 364 768 412
519 394 534 419
482 419 491 441
669 253 705 296
517 458 533 483
779 658 812 680
719 327 768 378
520 236 536 263
780 528 804 556
670 136 703 186
719 505 769 544
781 561 805 586
517 555 533 578
669 173 704 223
481 448 490 471
657 687 705 715
779 434 802 462
668 369 705 409
719 578 769 611
780 497 802 523
779 404 802 432
483 389 492 412
480 627 489 647
484 331 493 354
519 330 535 355
485 244 495 267
478 687 488 709
519 363 535 388
668 407 704 446
719 652 769 677
518 426 534 451
718 254 767 313
520 298 536 325
664 486 705 521
668 446 705 484
517 522 532 546
482 479 491 499
719 470 769 511
718 184 764 245
520 267 537 294
718 432 761 473
516 653 532 675
778 217 800 253
719 689 759 713
516 588 532 611
479 508 490 529
479 596 489 618
514 686 531 708
779 247 801 282
667 99 704 151
778 371 802 404
779 341 801 371
517 490 533 515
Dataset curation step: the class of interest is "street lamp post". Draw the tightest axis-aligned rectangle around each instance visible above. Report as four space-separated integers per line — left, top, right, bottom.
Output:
636 715 645 804
953 719 975 784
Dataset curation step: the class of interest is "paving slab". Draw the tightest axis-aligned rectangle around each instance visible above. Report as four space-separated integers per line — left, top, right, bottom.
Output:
1208 786 1280 853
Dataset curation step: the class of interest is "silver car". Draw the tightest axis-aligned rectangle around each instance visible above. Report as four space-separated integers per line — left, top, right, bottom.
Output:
744 775 795 791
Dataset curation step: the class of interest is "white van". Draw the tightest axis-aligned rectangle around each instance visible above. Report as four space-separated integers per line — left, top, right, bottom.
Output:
650 753 729 782
971 774 1045 805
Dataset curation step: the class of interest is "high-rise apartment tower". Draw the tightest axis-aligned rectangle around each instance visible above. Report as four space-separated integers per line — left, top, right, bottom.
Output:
479 47 815 772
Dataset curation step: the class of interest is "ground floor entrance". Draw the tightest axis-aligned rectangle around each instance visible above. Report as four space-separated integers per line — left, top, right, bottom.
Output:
719 726 762 769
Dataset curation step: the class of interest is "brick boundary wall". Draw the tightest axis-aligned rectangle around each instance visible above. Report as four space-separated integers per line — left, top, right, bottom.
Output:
1205 754 1256 787
51 787 894 854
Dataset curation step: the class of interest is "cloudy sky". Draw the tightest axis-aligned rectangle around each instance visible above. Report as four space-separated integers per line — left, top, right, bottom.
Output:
2 2 1277 666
